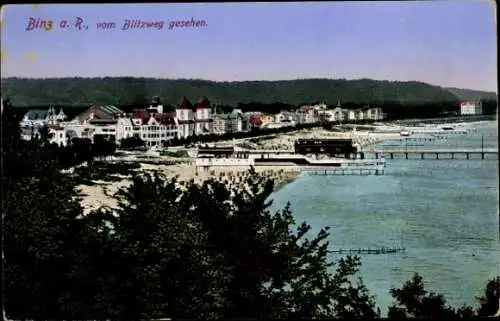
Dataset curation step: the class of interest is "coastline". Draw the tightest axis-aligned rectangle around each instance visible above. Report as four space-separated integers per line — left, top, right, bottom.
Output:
76 120 491 214
77 162 301 214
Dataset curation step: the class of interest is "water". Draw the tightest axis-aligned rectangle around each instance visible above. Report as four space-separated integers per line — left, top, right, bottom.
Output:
269 121 499 314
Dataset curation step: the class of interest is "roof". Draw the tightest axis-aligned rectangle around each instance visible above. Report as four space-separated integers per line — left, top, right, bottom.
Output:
155 113 177 126
99 105 123 115
88 119 117 124
132 109 151 123
73 105 121 123
198 97 210 109
178 96 194 110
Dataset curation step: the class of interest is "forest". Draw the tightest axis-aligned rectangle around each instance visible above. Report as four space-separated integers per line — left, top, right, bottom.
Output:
2 97 500 320
4 76 496 108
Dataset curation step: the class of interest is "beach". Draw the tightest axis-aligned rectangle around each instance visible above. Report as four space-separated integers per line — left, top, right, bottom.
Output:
76 121 482 215
77 161 301 215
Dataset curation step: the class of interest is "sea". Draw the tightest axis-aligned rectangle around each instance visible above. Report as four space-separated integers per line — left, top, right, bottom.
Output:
269 120 499 314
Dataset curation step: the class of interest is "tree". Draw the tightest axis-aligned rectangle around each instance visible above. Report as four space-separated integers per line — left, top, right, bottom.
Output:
2 97 498 319
37 124 52 143
477 277 500 317
120 136 145 150
2 77 468 107
388 273 458 319
105 173 232 319
2 98 93 318
166 168 378 318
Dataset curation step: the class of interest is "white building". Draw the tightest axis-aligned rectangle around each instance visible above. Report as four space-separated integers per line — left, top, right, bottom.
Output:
227 109 244 133
20 106 67 140
275 110 295 124
194 97 213 135
296 106 317 124
330 107 345 121
131 109 178 147
116 117 134 141
347 110 356 121
460 101 483 115
176 96 195 139
48 125 67 146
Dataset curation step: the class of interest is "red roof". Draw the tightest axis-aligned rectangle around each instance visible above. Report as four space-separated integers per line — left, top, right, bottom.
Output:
155 113 177 126
178 96 194 110
198 97 210 109
132 109 151 124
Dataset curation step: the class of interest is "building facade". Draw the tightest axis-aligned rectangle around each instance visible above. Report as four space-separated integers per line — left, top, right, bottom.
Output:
176 96 195 138
212 114 228 135
194 97 213 135
460 101 483 115
20 106 67 140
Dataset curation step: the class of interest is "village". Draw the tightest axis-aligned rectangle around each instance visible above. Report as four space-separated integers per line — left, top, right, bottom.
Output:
18 96 387 147
14 96 488 216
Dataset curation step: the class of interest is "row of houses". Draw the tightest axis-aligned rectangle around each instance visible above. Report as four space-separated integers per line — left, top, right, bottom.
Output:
257 102 386 129
18 98 387 148
19 97 256 147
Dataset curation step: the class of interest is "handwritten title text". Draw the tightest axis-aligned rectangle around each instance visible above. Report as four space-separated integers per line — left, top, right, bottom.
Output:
25 17 208 32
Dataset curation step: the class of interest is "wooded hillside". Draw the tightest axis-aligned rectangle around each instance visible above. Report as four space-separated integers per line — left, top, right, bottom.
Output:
1 77 465 107
444 87 498 101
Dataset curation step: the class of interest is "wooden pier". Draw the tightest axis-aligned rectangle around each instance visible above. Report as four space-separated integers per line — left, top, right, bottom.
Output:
370 148 498 160
329 247 406 255
300 166 385 176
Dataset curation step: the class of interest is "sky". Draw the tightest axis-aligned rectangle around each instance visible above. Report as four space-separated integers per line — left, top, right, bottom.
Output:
0 1 497 92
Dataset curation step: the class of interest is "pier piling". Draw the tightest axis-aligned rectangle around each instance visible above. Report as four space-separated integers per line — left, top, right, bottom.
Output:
329 247 406 255
372 149 497 161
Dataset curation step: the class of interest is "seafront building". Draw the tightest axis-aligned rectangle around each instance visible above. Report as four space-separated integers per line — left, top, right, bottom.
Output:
460 101 483 115
18 97 387 147
292 102 385 125
19 98 213 146
20 105 67 140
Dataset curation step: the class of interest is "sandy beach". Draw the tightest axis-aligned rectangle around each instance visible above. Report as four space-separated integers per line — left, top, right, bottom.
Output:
77 161 301 215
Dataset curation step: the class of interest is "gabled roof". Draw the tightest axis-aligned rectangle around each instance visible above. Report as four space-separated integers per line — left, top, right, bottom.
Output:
178 96 194 110
132 109 151 124
73 105 122 124
198 97 210 109
155 113 177 126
